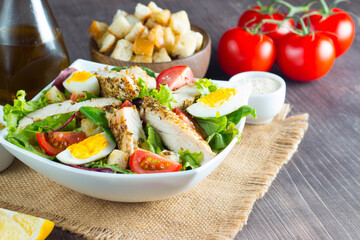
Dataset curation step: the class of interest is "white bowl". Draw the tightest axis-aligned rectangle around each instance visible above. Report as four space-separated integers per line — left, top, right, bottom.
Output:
0 59 247 202
0 106 14 172
230 71 286 124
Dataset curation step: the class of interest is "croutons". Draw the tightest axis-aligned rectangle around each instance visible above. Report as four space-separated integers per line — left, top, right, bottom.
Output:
140 27 149 38
169 11 190 34
113 9 128 21
45 86 65 103
107 150 129 169
163 27 175 53
125 22 145 43
193 31 204 51
151 9 171 26
147 25 164 48
108 15 131 38
96 32 116 53
126 15 141 27
81 119 103 137
148 1 163 13
133 37 154 56
171 33 197 58
110 39 133 61
153 48 171 62
134 3 152 21
88 21 108 41
131 55 152 63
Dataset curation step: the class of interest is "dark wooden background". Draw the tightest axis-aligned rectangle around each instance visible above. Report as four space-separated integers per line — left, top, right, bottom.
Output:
46 0 360 239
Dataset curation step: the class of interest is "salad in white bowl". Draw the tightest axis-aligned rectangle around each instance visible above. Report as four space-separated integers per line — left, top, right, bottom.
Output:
0 59 254 201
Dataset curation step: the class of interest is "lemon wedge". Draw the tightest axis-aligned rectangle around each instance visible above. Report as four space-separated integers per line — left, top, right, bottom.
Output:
0 208 54 240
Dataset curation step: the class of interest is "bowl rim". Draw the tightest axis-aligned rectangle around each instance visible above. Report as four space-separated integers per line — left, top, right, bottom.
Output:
89 24 211 65
0 59 244 179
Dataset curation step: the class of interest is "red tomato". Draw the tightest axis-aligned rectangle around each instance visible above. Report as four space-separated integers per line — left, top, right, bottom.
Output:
120 100 134 108
129 149 182 174
218 27 276 76
277 32 336 81
305 8 355 57
69 93 85 102
238 6 295 43
173 108 207 139
36 132 86 156
156 66 194 90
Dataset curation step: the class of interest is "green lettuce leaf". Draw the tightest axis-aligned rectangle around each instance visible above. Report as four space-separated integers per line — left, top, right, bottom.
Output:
78 107 116 144
195 116 227 136
137 78 149 98
145 123 164 154
178 149 202 171
227 105 256 125
76 91 98 102
194 78 218 97
3 90 48 128
149 85 175 109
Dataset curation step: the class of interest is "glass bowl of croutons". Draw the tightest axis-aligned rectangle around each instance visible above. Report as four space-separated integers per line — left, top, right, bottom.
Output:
88 2 211 78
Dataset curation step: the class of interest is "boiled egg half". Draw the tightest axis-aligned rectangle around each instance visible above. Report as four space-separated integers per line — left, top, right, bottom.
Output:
57 132 115 165
186 83 251 118
63 71 100 95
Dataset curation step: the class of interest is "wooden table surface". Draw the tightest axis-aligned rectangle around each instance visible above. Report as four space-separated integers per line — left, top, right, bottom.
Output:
46 0 360 239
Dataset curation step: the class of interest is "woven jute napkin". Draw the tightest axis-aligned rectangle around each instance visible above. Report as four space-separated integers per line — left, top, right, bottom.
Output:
0 104 308 239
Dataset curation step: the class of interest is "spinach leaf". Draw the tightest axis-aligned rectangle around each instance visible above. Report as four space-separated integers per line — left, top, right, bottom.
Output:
178 149 202 170
79 107 116 144
227 105 256 125
195 116 227 136
145 123 164 154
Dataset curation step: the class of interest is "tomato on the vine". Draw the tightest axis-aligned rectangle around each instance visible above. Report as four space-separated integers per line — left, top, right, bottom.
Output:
217 27 275 76
238 6 295 43
304 8 355 57
277 32 336 81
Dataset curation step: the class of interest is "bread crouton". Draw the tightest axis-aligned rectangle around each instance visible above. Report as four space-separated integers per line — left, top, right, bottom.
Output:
148 1 163 13
145 18 157 29
147 25 164 48
151 9 171 26
134 3 152 21
193 31 203 51
126 15 141 27
113 9 128 22
163 27 175 53
125 22 145 43
171 32 196 58
45 86 65 103
108 15 131 38
110 39 133 61
153 48 171 62
131 55 153 63
169 10 191 34
88 20 108 40
140 26 149 38
107 150 129 170
133 37 154 56
81 119 103 137
96 32 116 53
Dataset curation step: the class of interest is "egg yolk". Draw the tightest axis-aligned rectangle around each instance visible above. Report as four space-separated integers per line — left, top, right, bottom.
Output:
198 88 237 107
67 71 94 83
67 133 107 159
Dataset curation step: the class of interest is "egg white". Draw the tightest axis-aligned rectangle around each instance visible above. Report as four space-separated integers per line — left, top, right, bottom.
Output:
186 83 251 118
63 72 100 95
57 132 116 165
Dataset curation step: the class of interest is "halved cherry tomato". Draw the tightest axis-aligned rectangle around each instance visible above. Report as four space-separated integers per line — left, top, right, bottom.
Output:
120 100 134 108
69 93 85 102
156 65 194 90
36 132 86 156
129 149 182 174
173 108 207 139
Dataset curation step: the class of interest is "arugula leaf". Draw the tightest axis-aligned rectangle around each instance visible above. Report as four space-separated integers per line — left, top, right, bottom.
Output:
111 66 156 78
149 84 175 109
195 116 227 136
79 107 116 144
145 123 164 153
3 90 48 128
76 91 98 102
5 112 78 158
194 78 218 97
178 149 202 170
82 158 135 174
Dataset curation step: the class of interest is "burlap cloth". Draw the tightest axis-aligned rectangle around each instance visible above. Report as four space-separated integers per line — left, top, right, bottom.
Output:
0 104 308 240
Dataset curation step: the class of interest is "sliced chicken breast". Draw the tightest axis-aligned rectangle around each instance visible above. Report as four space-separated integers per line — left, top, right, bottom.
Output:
18 98 121 129
140 96 216 164
106 105 146 157
171 84 200 109
121 66 156 89
96 70 139 100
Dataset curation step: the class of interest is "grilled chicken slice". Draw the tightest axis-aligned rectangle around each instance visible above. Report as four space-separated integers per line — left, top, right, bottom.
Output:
120 66 156 89
106 105 146 157
18 98 121 129
96 70 139 100
171 84 200 110
140 96 216 164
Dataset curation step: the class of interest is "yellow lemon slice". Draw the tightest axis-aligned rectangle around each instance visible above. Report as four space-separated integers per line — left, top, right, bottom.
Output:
0 208 54 240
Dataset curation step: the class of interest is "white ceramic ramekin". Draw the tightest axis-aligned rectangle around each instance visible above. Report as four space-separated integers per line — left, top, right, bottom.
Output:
230 71 286 124
0 105 14 172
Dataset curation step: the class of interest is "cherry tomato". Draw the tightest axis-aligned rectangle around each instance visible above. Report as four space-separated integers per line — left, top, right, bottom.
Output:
305 8 355 57
36 132 86 156
218 27 276 76
277 32 336 81
129 149 182 174
120 100 134 108
173 108 207 139
156 65 194 90
69 93 85 102
238 6 295 43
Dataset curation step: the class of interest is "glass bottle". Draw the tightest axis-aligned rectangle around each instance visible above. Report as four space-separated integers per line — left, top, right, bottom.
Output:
0 0 69 105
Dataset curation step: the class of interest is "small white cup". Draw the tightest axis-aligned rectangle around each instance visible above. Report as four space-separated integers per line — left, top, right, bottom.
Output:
0 105 14 172
230 71 286 124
